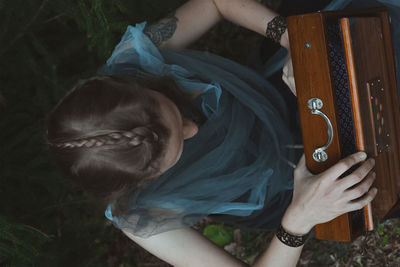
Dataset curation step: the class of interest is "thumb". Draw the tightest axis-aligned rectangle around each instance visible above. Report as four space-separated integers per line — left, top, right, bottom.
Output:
295 154 312 177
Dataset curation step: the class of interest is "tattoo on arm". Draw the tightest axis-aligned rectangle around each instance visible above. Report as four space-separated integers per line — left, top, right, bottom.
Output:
144 12 179 46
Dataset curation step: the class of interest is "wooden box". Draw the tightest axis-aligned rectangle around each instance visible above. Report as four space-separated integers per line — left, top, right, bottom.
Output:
287 7 400 241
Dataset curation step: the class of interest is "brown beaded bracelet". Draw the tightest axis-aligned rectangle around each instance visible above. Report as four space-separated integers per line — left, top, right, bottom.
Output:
276 224 309 247
265 15 287 43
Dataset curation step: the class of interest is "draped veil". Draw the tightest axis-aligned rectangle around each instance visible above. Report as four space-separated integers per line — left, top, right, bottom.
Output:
102 0 400 238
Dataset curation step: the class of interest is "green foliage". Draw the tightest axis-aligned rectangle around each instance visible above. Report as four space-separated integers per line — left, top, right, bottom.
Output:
0 0 184 266
0 216 50 265
381 234 389 247
203 224 234 247
377 223 389 247
377 223 384 235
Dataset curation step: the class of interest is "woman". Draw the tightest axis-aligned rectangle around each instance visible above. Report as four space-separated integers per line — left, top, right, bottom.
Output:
47 0 399 266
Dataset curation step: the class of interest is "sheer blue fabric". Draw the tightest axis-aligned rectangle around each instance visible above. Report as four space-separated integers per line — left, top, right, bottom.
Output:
101 22 297 238
102 0 400 238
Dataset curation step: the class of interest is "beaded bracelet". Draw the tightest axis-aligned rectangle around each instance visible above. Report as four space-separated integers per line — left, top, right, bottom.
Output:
265 15 287 43
276 224 309 247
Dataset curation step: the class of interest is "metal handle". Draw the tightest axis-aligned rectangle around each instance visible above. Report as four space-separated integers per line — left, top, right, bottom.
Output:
307 98 333 162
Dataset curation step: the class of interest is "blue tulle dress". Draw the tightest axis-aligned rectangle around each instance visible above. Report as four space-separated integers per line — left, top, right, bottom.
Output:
102 0 400 238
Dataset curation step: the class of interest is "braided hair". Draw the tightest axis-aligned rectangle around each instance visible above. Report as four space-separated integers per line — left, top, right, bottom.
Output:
52 128 159 150
47 75 184 215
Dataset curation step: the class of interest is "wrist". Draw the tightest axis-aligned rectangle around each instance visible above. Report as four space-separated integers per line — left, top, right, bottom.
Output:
281 205 313 236
276 224 308 247
266 15 287 44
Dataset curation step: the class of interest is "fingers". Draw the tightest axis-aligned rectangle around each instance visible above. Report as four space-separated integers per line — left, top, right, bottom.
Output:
288 79 296 96
345 187 378 213
337 158 375 191
323 152 368 181
296 154 306 168
282 55 297 96
282 72 296 96
282 62 289 84
283 59 289 74
282 72 288 86
342 171 376 201
294 154 313 178
293 154 305 177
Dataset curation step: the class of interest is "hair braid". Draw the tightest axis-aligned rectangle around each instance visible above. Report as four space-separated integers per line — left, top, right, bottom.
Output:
50 127 159 149
47 75 197 217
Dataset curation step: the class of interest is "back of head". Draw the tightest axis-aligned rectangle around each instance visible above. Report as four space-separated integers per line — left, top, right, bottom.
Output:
47 76 171 211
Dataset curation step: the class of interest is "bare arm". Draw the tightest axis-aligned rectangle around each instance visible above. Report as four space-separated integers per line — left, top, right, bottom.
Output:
125 226 304 267
143 0 289 50
122 152 376 267
123 227 247 267
143 0 293 94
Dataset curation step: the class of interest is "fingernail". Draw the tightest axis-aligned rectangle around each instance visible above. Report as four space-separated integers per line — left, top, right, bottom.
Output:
373 188 378 194
359 152 367 160
372 172 376 178
370 158 375 165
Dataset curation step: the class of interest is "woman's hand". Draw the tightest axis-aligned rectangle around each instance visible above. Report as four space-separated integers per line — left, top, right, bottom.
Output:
280 30 296 96
282 51 296 96
282 152 377 235
280 29 290 50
